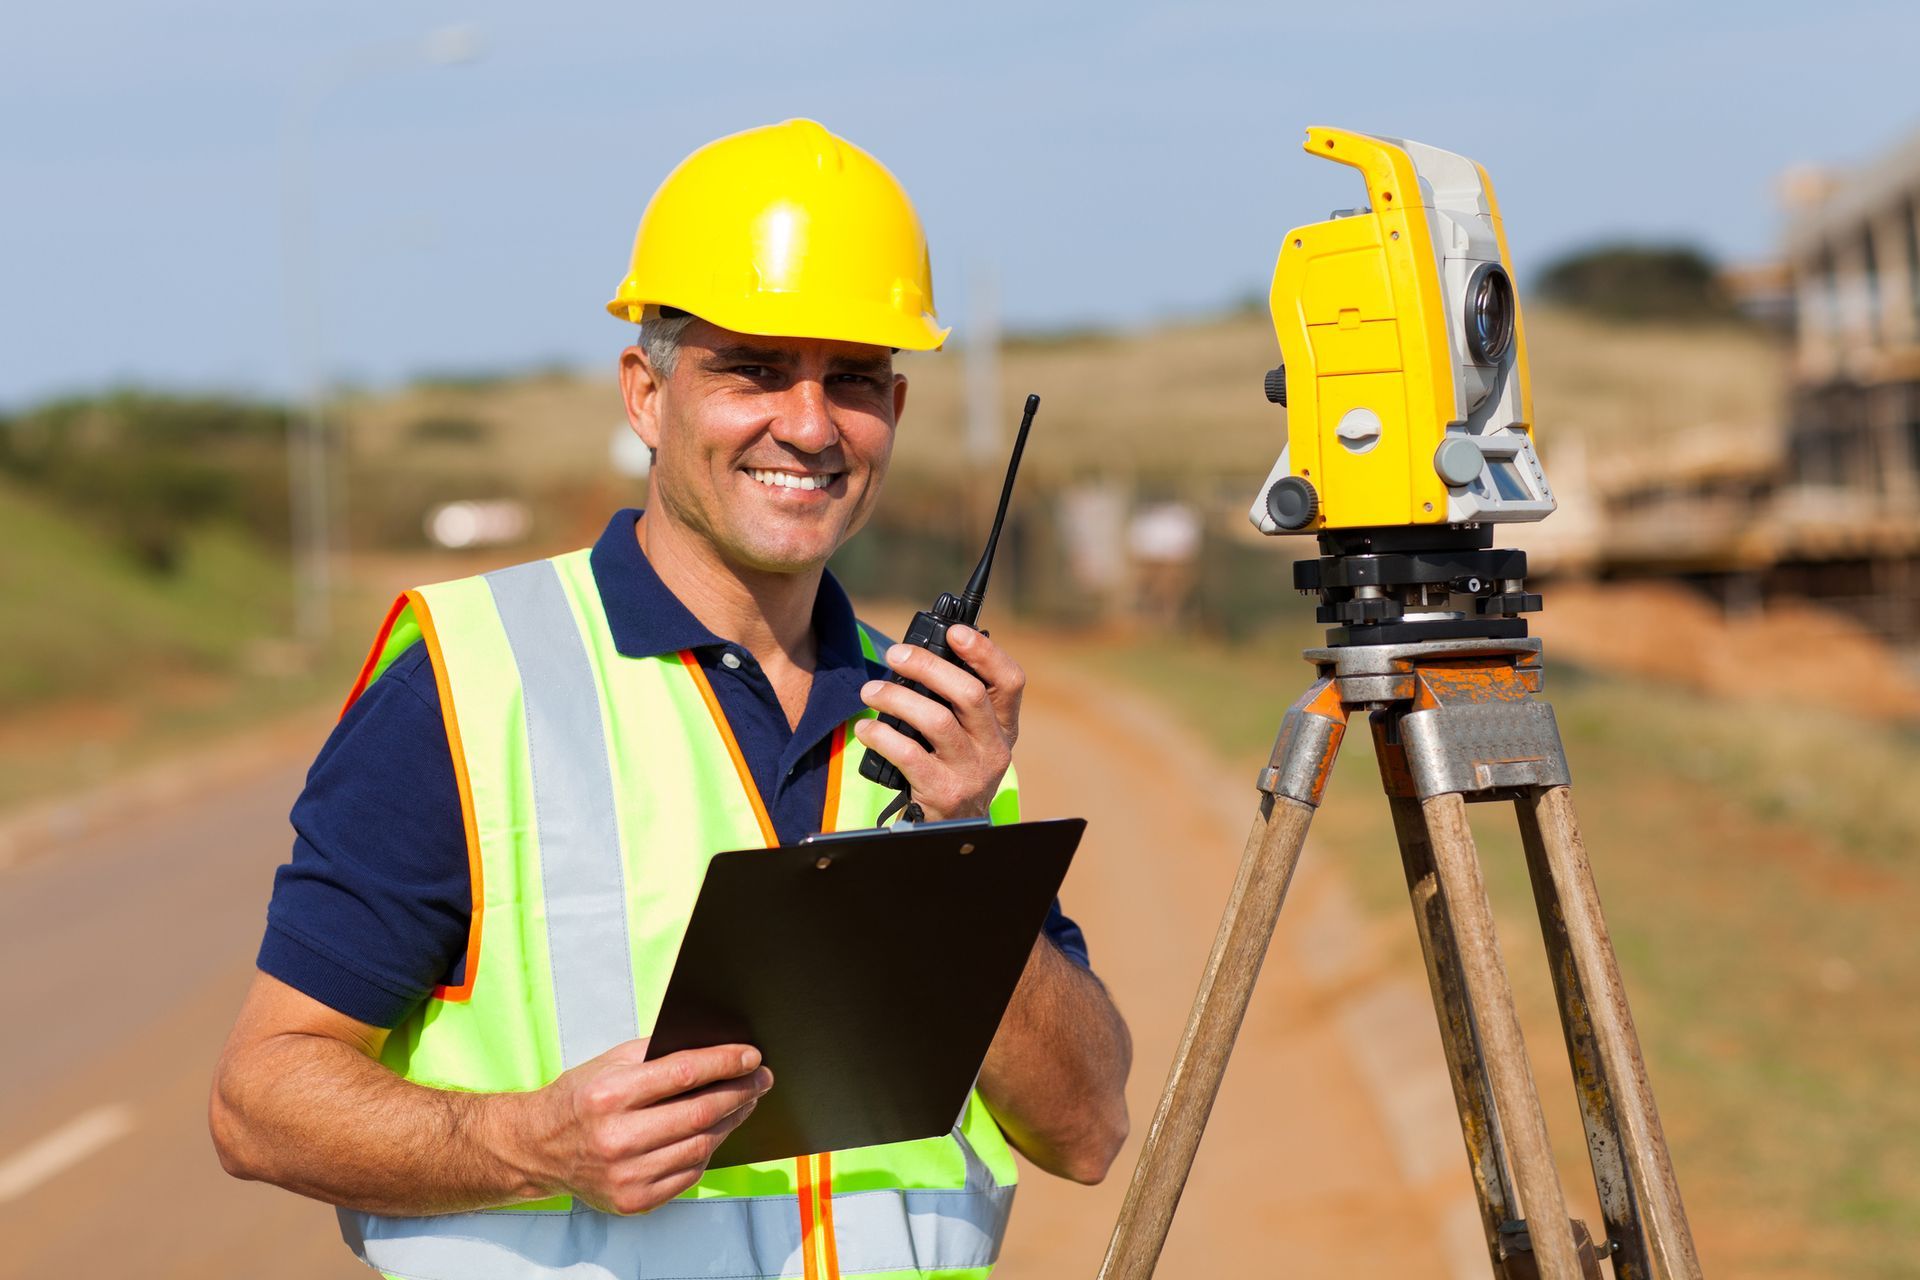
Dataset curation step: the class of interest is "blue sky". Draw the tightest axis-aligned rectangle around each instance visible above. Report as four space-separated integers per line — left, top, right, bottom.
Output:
5 0 1916 406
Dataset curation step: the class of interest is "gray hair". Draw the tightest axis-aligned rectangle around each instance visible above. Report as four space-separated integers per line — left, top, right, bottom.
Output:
637 308 697 376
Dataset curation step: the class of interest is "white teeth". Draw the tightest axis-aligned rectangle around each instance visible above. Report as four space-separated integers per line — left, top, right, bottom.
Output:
747 468 832 491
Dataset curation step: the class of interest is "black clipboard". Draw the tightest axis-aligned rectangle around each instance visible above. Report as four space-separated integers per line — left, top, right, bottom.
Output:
644 816 1085 1167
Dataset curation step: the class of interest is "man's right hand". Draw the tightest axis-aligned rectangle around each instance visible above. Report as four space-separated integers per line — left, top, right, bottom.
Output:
212 973 773 1218
512 1039 773 1216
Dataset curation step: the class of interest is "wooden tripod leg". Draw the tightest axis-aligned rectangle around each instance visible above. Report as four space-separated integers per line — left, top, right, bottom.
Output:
1422 794 1587 1280
1096 792 1320 1280
1386 791 1518 1264
1097 678 1346 1280
1517 786 1704 1279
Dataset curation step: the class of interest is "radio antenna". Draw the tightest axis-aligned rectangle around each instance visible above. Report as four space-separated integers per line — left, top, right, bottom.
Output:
956 393 1039 624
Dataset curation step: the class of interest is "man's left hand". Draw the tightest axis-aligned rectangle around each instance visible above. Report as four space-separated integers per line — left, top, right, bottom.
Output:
855 625 1024 822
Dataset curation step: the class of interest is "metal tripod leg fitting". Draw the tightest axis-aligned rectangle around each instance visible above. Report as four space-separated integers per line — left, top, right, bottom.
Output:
1259 675 1349 805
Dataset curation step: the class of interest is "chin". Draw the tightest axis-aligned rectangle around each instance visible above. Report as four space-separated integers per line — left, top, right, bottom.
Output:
730 533 839 576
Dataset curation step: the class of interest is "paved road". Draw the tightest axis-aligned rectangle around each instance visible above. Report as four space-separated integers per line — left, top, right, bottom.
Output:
0 730 367 1278
0 643 1478 1278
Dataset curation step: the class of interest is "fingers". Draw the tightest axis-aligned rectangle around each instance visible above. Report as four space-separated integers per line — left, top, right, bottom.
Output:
592 1087 766 1215
853 714 934 777
856 630 1025 822
945 626 1022 698
946 627 1025 742
633 1045 762 1109
852 713 1002 822
568 1063 775 1215
602 1070 771 1158
860 678 969 754
584 1043 762 1114
873 646 992 739
882 630 1024 741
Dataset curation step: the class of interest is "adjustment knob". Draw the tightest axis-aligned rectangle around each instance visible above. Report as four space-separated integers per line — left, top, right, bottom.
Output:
1265 475 1318 530
1433 436 1484 487
1263 365 1288 406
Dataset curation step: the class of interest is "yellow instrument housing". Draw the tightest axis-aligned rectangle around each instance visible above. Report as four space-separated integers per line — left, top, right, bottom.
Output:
1261 127 1548 532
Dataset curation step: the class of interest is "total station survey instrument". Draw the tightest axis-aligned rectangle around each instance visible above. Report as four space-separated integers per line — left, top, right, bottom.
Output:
1099 128 1703 1280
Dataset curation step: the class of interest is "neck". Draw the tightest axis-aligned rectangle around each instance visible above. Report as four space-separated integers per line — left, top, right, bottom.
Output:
637 511 821 672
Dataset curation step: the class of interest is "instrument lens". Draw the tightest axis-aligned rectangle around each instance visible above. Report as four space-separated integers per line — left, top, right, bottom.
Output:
1469 266 1515 364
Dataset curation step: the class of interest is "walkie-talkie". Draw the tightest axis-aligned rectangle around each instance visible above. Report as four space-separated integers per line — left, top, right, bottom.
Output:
862 393 1041 823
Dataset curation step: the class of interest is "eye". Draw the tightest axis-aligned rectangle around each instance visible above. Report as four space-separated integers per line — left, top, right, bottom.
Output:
731 365 775 379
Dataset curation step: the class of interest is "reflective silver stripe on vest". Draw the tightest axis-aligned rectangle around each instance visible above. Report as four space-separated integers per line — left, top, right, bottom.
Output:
340 1182 1013 1280
342 1121 1011 1279
485 559 639 1067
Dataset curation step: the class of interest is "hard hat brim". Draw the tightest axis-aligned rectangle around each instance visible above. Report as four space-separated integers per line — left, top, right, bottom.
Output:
607 289 949 353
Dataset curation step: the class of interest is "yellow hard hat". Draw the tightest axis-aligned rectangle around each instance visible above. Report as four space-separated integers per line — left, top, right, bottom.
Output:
606 119 948 351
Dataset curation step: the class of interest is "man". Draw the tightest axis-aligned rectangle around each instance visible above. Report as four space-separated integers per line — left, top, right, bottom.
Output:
210 118 1132 1280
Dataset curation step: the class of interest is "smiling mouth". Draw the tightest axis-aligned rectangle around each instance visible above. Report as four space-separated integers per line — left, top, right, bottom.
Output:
745 467 841 492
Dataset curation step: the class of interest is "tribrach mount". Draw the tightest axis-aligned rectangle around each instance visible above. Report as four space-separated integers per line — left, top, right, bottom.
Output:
1295 525 1543 647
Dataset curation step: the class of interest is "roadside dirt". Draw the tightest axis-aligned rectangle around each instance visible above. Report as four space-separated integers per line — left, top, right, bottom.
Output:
987 630 1481 1278
1533 580 1920 720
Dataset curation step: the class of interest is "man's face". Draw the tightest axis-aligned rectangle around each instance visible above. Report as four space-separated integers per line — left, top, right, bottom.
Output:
620 318 908 577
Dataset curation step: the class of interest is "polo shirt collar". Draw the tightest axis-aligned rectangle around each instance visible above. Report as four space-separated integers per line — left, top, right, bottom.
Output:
587 508 880 677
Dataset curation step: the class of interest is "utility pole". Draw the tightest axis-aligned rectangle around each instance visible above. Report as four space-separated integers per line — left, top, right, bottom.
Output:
963 264 1005 568
964 264 1003 467
280 24 484 652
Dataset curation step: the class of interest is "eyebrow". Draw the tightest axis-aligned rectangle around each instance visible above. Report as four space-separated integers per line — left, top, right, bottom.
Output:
827 352 894 378
702 345 893 378
704 344 793 367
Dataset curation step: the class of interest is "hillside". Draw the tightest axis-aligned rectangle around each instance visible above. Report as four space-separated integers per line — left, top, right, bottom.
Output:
0 480 293 709
337 305 1788 496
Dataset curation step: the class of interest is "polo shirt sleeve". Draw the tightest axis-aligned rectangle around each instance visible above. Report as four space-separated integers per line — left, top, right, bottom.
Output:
1042 900 1091 970
257 641 472 1028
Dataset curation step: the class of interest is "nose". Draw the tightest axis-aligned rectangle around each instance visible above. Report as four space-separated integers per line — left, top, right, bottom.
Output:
770 378 840 455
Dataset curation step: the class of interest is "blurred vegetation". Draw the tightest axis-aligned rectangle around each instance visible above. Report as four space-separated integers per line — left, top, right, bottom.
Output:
0 391 309 723
406 413 492 446
0 391 293 571
0 468 367 813
0 480 292 705
1536 242 1737 323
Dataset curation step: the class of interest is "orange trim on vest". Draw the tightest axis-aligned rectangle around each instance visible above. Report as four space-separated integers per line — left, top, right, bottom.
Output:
676 651 850 1278
409 590 485 1003
795 1152 840 1280
821 722 847 836
813 1151 841 1279
338 591 484 1002
796 1154 821 1280
677 650 779 847
340 592 411 718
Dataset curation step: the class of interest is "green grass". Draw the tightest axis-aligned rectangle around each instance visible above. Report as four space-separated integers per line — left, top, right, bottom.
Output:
1081 628 1920 1279
1 480 294 704
0 481 363 812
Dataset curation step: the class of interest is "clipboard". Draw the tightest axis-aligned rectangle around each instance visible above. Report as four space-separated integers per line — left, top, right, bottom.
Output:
644 816 1085 1168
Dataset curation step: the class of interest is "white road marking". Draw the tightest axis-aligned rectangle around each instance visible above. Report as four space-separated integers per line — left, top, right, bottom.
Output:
0 1104 136 1203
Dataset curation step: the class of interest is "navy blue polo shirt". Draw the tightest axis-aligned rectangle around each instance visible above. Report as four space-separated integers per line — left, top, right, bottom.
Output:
259 509 1089 1028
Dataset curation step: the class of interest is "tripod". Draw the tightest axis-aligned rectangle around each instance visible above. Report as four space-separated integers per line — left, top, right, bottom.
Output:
1096 626 1704 1279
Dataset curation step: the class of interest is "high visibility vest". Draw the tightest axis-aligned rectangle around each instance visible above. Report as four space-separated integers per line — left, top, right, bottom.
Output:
334 549 1021 1280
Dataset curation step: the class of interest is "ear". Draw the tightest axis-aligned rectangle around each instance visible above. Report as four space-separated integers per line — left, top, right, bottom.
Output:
619 346 664 450
892 371 909 425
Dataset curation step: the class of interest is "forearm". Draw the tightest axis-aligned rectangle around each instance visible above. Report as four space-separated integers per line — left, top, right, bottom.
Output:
211 1029 549 1215
977 936 1132 1184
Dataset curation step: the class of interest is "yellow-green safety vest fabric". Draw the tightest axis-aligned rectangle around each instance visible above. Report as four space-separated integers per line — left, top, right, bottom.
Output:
335 549 1022 1280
